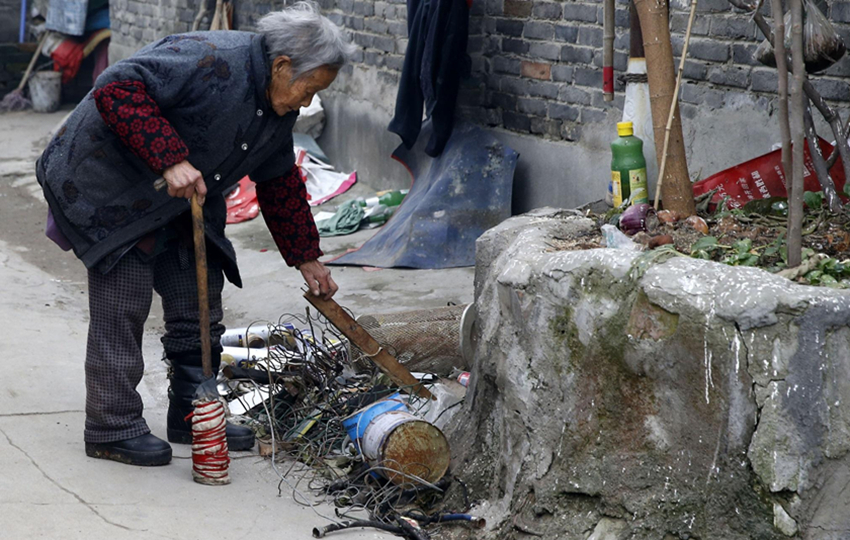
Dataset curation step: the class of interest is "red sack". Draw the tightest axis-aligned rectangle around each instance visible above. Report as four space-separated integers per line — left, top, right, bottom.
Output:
692 138 847 211
225 177 259 224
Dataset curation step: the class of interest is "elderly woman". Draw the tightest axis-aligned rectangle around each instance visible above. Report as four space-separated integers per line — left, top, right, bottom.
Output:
36 2 353 466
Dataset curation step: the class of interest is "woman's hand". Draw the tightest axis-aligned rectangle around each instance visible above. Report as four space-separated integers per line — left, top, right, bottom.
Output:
163 160 206 205
299 260 338 300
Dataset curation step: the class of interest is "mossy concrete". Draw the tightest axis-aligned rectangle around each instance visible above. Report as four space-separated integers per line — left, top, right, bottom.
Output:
447 208 850 540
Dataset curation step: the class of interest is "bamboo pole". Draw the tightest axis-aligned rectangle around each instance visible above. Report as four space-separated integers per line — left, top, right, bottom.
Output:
787 0 805 268
770 0 791 189
603 0 615 102
653 0 698 211
633 0 696 216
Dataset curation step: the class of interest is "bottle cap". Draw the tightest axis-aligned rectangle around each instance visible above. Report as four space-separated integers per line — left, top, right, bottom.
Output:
617 122 634 137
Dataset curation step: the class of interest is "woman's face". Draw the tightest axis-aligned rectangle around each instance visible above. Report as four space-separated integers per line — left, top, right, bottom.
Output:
267 57 338 116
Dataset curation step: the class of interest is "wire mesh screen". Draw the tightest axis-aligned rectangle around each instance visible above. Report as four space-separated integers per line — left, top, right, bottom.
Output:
355 305 469 376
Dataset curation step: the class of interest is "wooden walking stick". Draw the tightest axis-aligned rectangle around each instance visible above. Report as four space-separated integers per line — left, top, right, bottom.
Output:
189 193 231 485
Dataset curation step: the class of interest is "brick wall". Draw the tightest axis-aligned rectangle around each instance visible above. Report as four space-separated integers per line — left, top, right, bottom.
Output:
110 0 850 139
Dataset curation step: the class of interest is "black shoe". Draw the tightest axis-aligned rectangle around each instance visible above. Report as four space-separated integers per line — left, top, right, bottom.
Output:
85 433 172 466
167 361 255 451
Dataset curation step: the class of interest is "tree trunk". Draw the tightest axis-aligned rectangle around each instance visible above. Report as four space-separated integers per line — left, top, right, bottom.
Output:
633 0 696 216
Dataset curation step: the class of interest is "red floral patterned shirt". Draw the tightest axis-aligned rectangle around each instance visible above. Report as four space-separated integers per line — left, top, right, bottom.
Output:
93 80 322 267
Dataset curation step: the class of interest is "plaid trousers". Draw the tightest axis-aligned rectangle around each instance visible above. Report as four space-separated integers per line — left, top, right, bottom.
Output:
84 241 225 443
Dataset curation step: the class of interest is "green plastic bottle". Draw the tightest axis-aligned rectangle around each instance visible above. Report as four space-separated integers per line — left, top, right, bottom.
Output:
610 122 648 207
358 189 409 208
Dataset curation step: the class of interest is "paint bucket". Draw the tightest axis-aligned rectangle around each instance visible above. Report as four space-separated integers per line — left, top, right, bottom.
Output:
342 393 408 443
361 410 450 486
29 71 61 113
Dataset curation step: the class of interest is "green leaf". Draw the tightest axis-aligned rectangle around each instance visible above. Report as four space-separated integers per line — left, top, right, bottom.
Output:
806 270 823 284
821 274 839 285
803 191 823 211
733 238 753 255
692 250 711 260
844 182 850 197
691 236 719 254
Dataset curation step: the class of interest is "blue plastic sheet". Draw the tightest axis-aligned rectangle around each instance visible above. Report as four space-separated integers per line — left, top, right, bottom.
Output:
329 121 517 269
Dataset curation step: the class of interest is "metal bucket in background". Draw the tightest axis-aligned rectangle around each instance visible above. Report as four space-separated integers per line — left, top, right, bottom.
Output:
360 410 450 486
29 71 61 113
355 304 477 375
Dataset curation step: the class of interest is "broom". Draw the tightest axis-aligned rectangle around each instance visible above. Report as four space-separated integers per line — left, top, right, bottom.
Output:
0 32 48 112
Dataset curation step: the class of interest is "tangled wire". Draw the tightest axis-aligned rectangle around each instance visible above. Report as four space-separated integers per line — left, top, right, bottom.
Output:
217 308 479 539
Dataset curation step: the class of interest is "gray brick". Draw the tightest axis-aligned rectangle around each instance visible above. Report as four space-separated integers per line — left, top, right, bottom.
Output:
387 21 408 37
732 43 760 66
485 0 504 15
350 16 365 30
363 50 384 66
491 91 518 110
832 2 850 23
530 117 562 137
680 102 699 120
552 64 575 82
529 41 562 60
561 44 593 64
574 66 603 87
614 7 629 28
525 21 555 39
518 97 549 115
751 69 778 92
709 16 756 39
502 76 529 95
554 25 579 43
532 2 562 19
689 39 729 62
549 102 580 121
365 18 389 33
353 1 374 15
504 0 532 17
696 0 733 13
385 54 405 70
558 85 592 105
592 91 624 109
497 19 524 37
581 108 608 123
562 2 598 22
682 59 708 81
353 32 373 48
502 38 530 54
494 57 522 75
811 78 849 101
680 83 724 108
707 66 750 88
503 111 532 132
670 12 710 35
527 80 560 98
578 26 603 47
614 32 630 50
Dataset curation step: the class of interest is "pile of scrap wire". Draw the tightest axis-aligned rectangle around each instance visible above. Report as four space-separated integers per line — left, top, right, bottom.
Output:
216 309 483 539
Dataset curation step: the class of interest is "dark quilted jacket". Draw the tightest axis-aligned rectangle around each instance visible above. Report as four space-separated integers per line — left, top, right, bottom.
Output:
36 31 298 283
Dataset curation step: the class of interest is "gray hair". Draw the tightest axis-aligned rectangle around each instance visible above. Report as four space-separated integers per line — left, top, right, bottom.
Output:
257 2 356 80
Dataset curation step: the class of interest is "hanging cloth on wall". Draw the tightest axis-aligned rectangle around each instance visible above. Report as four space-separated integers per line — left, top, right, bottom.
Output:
388 0 470 158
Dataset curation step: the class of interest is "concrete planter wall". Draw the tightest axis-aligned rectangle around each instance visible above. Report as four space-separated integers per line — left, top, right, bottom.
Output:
448 209 850 540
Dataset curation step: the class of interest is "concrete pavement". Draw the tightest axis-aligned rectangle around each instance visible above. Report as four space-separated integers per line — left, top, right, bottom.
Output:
0 109 474 539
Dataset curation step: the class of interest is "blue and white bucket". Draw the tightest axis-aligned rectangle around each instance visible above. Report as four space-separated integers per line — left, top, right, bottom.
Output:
342 393 408 444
